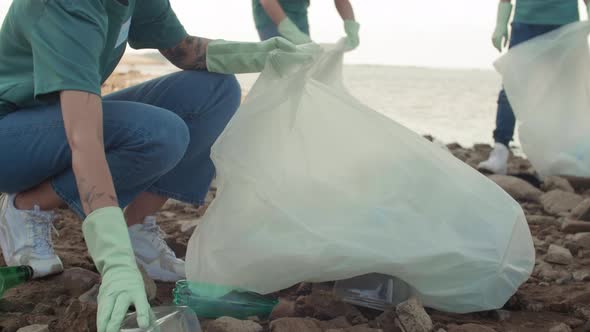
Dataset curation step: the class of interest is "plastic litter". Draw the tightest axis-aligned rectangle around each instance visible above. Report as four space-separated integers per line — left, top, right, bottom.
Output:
119 306 201 332
333 273 412 311
495 21 590 177
186 40 535 313
173 280 277 319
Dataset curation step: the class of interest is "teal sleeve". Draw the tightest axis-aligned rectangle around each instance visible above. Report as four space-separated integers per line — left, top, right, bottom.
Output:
31 0 107 100
128 0 188 50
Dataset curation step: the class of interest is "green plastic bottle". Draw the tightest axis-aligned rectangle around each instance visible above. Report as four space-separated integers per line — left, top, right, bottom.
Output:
0 265 33 298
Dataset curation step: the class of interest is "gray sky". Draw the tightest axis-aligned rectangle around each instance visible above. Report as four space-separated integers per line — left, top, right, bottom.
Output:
0 1 588 69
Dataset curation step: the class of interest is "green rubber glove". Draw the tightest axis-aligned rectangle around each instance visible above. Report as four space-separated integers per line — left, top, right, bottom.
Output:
83 207 151 332
206 37 316 74
343 20 360 51
278 17 312 45
492 1 512 52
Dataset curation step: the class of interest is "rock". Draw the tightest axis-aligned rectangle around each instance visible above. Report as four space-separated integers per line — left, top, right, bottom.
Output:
543 176 575 193
491 309 511 322
78 284 99 304
562 220 590 234
395 298 433 332
54 267 100 297
49 299 97 332
489 175 543 202
318 317 352 330
527 215 560 226
541 190 584 216
137 264 157 301
374 308 401 332
159 211 176 218
545 244 574 265
296 282 313 295
564 317 585 328
16 325 49 332
326 326 384 332
270 318 322 332
573 233 590 249
270 299 296 320
573 270 590 281
549 323 572 332
207 317 263 332
447 324 496 332
177 219 199 233
31 303 54 316
295 292 367 324
570 198 590 221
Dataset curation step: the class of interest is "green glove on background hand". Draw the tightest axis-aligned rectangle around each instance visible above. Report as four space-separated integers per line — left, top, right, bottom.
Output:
343 20 360 51
278 17 312 45
206 37 316 74
83 207 151 332
492 1 513 52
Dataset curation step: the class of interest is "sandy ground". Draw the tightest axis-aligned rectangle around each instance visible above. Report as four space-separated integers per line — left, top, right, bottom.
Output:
0 70 589 332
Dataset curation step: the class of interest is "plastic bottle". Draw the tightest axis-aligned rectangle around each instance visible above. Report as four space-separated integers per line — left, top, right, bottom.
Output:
0 265 33 298
333 273 412 310
173 280 277 319
119 306 201 332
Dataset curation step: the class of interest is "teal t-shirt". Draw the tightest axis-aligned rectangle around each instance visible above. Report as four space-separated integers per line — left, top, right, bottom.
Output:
0 0 187 115
514 0 579 25
252 0 310 28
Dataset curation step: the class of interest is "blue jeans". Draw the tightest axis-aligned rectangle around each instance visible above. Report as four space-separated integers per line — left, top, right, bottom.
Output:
257 15 310 41
494 22 564 146
0 71 241 217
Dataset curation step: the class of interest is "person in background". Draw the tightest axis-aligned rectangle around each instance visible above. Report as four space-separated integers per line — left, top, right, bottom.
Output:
479 0 590 174
0 1 313 331
252 0 360 50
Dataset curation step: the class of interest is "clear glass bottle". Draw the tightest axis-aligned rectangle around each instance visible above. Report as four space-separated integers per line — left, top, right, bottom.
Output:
119 306 201 332
333 273 412 310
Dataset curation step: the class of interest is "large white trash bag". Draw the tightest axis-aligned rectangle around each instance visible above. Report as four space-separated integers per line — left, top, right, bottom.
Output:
187 42 534 313
495 22 590 177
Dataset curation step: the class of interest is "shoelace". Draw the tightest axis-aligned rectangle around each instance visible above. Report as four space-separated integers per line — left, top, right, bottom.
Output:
143 218 176 257
28 206 57 256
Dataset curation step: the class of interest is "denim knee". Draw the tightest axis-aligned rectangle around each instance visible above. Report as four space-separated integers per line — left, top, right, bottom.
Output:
146 112 190 173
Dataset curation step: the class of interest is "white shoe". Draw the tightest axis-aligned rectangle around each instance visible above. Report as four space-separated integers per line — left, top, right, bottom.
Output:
129 216 186 282
478 143 509 175
0 194 63 278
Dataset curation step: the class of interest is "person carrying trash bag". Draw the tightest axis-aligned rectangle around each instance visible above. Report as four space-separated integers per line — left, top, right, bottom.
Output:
0 1 315 331
479 0 590 175
252 0 360 50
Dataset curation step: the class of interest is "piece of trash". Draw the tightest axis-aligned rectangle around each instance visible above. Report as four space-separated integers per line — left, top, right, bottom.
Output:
333 273 412 310
0 265 33 298
173 280 277 319
119 306 201 332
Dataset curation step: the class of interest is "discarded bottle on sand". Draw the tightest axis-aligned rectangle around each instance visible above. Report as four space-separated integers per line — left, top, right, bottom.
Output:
120 306 201 332
173 280 278 319
333 273 412 310
0 265 33 298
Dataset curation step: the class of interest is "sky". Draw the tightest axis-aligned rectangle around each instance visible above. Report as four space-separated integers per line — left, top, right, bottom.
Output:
0 1 588 69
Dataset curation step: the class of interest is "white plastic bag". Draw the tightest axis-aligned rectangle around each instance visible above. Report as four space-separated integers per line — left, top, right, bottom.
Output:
495 22 590 177
186 42 535 313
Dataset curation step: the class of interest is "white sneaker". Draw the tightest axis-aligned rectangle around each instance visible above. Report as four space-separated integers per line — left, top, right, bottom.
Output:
129 216 186 282
478 143 509 175
0 194 63 278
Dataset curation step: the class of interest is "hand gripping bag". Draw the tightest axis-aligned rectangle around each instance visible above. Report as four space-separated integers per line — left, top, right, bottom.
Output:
186 41 535 313
495 22 590 177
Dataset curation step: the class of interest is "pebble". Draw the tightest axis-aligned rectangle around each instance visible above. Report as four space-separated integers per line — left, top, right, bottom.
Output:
16 325 49 332
549 323 572 332
208 317 263 332
545 244 574 265
396 298 433 332
541 190 584 215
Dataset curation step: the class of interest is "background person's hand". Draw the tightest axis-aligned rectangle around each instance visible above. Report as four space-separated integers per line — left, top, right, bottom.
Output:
343 20 360 51
492 2 512 52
